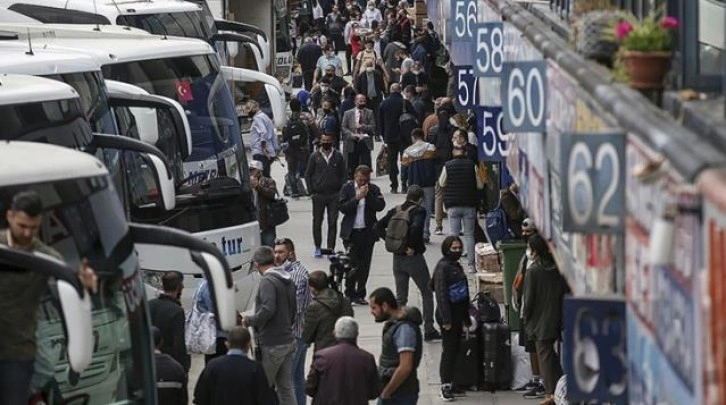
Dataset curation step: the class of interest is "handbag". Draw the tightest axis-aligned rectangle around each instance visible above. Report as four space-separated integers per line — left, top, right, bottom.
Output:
266 190 290 227
376 145 389 177
448 279 469 303
185 287 217 355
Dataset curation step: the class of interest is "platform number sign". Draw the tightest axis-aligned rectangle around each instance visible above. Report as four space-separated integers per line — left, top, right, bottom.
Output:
560 133 625 233
501 61 547 132
473 22 504 77
476 106 508 160
451 0 477 43
563 297 628 404
454 66 478 110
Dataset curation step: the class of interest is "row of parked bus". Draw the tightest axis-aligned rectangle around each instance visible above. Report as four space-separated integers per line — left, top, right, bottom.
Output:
0 1 282 403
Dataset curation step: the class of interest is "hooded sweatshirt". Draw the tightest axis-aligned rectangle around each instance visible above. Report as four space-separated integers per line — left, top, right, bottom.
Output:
303 288 354 352
249 267 297 347
401 140 437 187
522 259 570 341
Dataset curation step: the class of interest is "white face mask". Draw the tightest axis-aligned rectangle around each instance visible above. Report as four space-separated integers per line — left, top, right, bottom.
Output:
320 85 329 91
368 6 374 10
366 67 374 72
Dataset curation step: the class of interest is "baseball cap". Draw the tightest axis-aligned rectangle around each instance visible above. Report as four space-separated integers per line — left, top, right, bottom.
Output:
249 160 264 172
522 218 536 232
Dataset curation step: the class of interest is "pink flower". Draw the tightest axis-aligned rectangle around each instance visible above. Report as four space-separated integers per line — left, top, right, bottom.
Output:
615 21 633 41
660 16 679 30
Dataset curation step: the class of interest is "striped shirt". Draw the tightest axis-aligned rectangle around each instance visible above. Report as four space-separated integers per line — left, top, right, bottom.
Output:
284 260 312 338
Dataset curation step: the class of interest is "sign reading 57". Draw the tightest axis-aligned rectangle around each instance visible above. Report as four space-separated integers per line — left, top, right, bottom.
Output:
454 66 478 110
501 61 547 132
560 133 625 233
451 0 477 43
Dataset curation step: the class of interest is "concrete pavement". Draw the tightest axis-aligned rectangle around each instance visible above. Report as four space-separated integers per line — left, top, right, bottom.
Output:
188 143 537 405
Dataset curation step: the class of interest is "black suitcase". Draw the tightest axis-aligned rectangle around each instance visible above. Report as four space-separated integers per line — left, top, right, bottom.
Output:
283 173 307 197
481 322 513 391
452 329 480 390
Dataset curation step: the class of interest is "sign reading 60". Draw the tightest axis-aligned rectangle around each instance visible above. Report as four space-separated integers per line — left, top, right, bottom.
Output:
560 133 625 233
501 61 547 132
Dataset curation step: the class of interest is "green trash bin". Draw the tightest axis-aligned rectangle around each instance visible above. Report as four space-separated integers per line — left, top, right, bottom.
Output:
498 240 527 331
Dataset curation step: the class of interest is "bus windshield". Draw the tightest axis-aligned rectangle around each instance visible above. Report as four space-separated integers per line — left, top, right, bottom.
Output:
44 71 117 135
0 98 92 146
102 54 249 188
116 10 216 42
0 176 153 404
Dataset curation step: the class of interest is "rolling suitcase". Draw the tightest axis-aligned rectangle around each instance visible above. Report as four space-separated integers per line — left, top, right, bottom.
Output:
481 322 513 391
452 329 480 390
283 173 308 197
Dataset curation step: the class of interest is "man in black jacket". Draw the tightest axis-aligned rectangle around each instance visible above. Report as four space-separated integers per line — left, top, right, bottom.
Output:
194 326 274 405
152 327 187 405
378 83 414 193
377 185 439 341
297 37 324 90
306 133 347 257
148 271 190 373
339 165 386 304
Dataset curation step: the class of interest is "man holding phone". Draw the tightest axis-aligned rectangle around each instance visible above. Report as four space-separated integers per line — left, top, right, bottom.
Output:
338 165 386 305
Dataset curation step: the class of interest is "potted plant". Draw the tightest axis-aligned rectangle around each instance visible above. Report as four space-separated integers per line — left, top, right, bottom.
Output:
614 14 679 89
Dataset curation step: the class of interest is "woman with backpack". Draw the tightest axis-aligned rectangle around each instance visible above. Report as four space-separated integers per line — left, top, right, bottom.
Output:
431 235 470 401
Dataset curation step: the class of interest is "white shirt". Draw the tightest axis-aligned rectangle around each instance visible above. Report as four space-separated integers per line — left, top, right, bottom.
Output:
321 148 333 164
353 184 367 229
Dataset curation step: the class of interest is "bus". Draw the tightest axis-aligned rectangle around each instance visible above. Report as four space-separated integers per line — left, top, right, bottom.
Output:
0 77 236 403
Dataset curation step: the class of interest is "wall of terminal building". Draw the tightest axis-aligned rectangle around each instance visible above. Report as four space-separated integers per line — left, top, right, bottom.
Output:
428 0 726 403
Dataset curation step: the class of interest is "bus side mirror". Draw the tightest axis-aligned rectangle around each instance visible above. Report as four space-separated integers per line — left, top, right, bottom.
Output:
191 251 237 331
56 279 93 372
139 152 176 211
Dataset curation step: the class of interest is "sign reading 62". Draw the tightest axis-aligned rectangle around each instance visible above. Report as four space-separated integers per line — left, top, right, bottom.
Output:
560 133 625 233
451 0 477 43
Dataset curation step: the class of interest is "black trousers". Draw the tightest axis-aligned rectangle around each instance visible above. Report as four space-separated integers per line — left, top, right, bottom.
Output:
536 338 563 395
347 140 372 178
345 44 353 74
386 143 401 189
303 69 315 91
439 320 464 385
312 192 339 249
204 337 228 365
344 229 375 299
252 153 273 178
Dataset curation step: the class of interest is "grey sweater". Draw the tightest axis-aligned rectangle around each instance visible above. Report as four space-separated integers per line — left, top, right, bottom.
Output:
249 267 297 347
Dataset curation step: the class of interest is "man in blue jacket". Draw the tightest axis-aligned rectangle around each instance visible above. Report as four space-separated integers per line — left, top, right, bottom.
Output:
401 128 438 243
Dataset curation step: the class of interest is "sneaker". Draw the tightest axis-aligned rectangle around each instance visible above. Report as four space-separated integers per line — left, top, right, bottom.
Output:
523 383 546 399
352 297 368 306
440 385 454 401
424 330 442 342
515 379 540 392
451 386 467 396
314 248 322 258
434 227 444 235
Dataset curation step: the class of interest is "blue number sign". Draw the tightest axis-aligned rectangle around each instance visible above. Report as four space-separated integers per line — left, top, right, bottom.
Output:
475 106 508 160
501 61 547 132
560 132 625 233
563 296 628 404
450 0 477 43
454 66 478 110
473 22 504 77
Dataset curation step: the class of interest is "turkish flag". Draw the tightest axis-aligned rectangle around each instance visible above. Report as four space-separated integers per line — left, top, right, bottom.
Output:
175 80 193 102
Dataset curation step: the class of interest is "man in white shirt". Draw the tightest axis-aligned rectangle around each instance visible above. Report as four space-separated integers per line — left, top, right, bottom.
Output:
248 100 278 177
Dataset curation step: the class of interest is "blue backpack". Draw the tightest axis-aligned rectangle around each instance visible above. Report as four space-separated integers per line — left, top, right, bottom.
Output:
485 200 511 248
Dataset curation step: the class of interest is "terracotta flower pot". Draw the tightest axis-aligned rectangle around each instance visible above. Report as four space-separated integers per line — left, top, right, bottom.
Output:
622 50 672 90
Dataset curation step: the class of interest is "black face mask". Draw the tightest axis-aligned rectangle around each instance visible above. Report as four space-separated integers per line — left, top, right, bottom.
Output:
325 73 334 78
321 142 332 150
357 104 366 109
445 250 462 261
323 108 331 113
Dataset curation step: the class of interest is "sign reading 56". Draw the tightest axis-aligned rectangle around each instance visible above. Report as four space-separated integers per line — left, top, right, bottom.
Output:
475 106 508 160
473 22 504 77
560 133 625 233
451 0 477 43
454 66 478 110
501 61 547 132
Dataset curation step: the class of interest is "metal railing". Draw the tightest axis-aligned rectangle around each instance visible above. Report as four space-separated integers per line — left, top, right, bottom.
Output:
548 0 662 20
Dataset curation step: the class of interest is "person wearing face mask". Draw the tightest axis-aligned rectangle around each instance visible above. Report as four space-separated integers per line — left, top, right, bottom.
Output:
327 6 345 50
383 41 407 84
361 0 383 28
500 181 526 238
249 160 280 247
354 60 385 125
430 236 470 401
521 234 570 405
343 14 360 74
342 94 376 178
322 65 348 94
306 133 347 257
148 271 191 374
451 129 477 163
438 135 485 273
400 61 429 90
354 38 387 80
511 219 546 399
297 37 324 90
315 45 343 85
317 98 341 144
311 78 341 113
389 9 412 48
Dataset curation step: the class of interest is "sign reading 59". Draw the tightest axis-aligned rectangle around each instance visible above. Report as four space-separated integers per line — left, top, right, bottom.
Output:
475 106 508 160
451 0 477 43
501 61 547 132
560 133 625 233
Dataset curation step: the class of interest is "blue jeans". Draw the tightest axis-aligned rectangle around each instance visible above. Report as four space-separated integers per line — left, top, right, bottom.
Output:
447 206 477 267
422 186 434 240
378 393 419 405
0 359 34 405
291 337 307 405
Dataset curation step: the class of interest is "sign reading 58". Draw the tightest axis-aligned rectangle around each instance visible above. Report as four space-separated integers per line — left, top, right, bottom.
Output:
560 133 625 233
473 22 504 77
451 0 477 43
475 106 508 160
501 61 547 132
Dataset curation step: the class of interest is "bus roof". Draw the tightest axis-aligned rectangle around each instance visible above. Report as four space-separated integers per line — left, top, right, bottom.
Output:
0 73 78 105
0 141 108 187
0 22 216 64
0 0 203 21
0 42 101 75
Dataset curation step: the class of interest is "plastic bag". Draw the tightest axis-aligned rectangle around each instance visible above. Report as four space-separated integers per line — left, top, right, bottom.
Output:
510 333 533 390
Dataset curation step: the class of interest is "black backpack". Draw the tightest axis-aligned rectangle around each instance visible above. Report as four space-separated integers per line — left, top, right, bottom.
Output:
284 116 309 149
475 291 501 323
